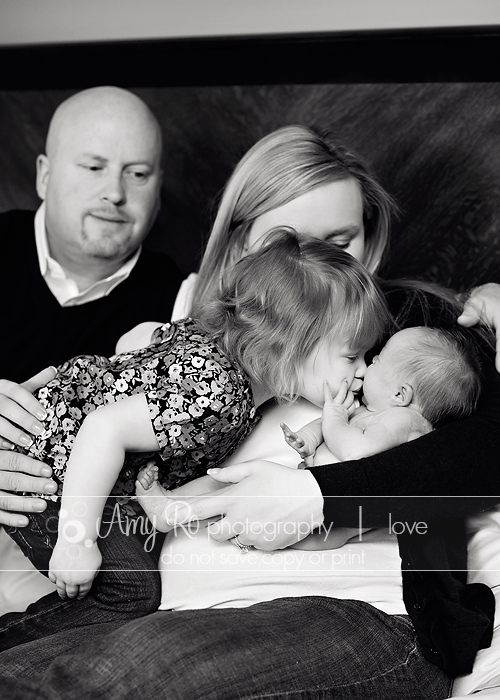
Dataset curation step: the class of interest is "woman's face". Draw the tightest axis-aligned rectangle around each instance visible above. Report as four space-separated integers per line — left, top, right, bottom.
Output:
246 178 366 263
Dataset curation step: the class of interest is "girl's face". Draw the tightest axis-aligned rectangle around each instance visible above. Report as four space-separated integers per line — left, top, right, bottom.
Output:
246 178 366 263
297 338 368 408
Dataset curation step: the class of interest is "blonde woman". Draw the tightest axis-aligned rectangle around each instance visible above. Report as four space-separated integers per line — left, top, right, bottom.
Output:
171 124 392 321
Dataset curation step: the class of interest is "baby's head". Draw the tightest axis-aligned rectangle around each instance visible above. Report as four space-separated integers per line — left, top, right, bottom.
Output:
195 228 391 402
362 326 482 425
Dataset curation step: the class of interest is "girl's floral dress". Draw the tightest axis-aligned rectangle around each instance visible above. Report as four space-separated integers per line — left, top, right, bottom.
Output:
23 318 259 515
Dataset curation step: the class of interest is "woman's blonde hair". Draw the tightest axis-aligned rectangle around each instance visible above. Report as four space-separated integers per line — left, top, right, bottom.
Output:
192 125 395 315
196 229 392 401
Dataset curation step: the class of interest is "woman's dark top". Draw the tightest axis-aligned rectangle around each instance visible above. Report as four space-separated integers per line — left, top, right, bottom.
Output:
311 284 500 675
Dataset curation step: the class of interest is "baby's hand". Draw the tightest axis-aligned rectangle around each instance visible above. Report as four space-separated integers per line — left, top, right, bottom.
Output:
324 380 358 420
48 537 101 600
280 422 314 458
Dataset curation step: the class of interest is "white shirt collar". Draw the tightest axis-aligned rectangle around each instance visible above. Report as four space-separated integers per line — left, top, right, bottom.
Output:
34 202 141 307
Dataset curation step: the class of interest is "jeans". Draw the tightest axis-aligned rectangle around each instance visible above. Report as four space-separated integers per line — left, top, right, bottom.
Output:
0 502 161 650
0 596 452 699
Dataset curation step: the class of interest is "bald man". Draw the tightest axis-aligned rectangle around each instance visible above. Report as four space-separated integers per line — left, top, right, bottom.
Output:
0 87 183 532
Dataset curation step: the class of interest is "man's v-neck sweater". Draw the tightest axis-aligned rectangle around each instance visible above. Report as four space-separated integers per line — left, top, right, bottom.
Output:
1 210 183 382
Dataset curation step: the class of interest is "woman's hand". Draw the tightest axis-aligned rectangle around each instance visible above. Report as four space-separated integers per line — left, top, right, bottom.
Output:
166 460 324 550
0 367 57 526
458 283 500 371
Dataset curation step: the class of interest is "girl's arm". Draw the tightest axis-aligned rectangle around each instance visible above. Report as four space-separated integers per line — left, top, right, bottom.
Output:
49 393 159 600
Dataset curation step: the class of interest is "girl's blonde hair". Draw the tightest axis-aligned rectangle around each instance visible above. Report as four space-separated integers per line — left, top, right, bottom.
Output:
192 125 396 315
196 229 392 401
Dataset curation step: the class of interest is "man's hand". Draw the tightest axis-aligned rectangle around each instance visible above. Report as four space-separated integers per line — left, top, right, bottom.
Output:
0 367 57 526
0 368 55 448
458 283 500 371
0 451 57 526
165 460 324 550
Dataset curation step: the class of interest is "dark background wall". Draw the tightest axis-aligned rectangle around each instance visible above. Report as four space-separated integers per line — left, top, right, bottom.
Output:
1 32 500 292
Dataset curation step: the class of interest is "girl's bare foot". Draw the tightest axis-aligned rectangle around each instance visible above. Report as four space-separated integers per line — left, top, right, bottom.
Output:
136 465 174 532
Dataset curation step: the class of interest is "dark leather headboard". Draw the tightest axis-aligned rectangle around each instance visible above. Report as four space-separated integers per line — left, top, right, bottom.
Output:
1 29 499 290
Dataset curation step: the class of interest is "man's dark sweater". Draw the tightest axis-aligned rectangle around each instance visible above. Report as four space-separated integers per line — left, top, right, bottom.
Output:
1 210 184 383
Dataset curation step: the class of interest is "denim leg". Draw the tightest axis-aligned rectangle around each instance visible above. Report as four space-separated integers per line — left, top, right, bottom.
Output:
0 505 161 651
0 597 453 699
4 499 60 572
0 621 126 677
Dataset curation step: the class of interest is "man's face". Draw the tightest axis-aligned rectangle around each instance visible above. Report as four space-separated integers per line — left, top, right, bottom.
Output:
37 107 162 266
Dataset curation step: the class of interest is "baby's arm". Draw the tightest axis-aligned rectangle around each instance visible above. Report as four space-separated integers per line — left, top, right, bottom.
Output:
49 393 159 600
115 322 163 354
280 419 323 466
322 382 414 461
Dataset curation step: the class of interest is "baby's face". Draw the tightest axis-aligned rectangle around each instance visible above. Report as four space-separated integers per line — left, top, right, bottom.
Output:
297 337 368 408
362 328 421 411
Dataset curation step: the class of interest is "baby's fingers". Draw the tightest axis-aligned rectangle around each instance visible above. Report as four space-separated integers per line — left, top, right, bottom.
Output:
346 393 360 416
280 423 303 447
329 380 349 405
280 422 294 439
298 456 314 469
343 389 357 411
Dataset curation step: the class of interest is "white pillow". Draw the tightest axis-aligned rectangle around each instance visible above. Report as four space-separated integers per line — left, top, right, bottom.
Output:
450 506 500 697
0 528 56 615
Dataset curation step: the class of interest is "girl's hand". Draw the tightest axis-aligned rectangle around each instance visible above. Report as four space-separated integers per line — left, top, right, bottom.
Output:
48 538 102 600
458 283 500 371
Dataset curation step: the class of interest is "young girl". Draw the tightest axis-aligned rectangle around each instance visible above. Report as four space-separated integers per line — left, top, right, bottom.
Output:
0 229 390 647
